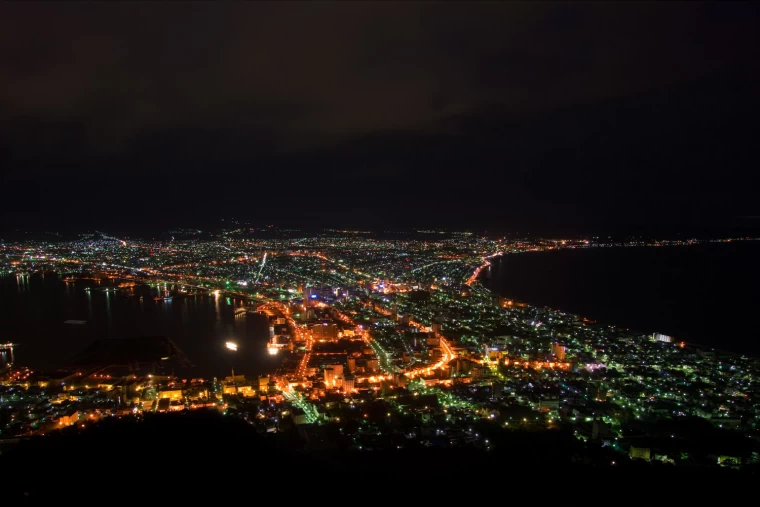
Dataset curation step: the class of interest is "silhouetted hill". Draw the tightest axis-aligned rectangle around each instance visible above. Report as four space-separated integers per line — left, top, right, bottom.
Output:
1 411 756 499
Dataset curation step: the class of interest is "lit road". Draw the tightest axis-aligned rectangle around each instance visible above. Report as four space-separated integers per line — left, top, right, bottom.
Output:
464 251 503 286
405 335 455 378
275 376 319 423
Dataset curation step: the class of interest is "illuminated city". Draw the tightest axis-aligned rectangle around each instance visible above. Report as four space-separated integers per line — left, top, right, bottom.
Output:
3 0 759 495
1 229 758 472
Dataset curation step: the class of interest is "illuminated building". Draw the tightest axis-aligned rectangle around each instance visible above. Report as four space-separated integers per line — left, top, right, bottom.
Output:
268 335 291 352
551 342 566 361
313 322 339 340
324 366 335 387
630 446 651 460
57 410 79 426
158 389 183 401
538 396 559 409
455 358 475 375
228 385 255 396
651 333 673 343
238 385 256 397
472 365 488 379
304 286 334 305
343 374 355 393
347 357 356 373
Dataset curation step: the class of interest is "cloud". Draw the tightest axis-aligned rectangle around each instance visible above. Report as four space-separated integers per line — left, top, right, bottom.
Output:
2 2 757 159
0 2 758 232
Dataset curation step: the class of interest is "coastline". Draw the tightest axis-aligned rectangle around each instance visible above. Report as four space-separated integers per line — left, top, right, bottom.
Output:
475 242 759 358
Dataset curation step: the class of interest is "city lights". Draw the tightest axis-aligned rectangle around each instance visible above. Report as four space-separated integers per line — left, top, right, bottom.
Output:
0 229 755 465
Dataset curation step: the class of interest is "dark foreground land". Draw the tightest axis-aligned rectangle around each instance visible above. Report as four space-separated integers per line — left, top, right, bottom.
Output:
1 411 757 499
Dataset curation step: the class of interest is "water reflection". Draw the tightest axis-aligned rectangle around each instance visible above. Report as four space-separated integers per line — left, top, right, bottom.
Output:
105 288 112 332
0 274 278 378
87 289 93 320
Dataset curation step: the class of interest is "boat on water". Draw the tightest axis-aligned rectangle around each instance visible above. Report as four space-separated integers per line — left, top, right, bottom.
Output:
153 296 172 301
64 320 87 325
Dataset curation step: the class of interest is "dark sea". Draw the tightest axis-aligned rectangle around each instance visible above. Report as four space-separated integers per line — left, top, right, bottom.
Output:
481 241 760 356
0 276 277 378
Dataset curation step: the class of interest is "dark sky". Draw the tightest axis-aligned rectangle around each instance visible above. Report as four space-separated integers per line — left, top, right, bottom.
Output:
1 2 759 236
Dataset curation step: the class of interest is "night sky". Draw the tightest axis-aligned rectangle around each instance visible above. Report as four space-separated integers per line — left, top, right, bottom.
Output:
2 2 759 236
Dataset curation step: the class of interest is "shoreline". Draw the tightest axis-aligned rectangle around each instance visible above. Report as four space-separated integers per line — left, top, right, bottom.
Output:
475 245 758 359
